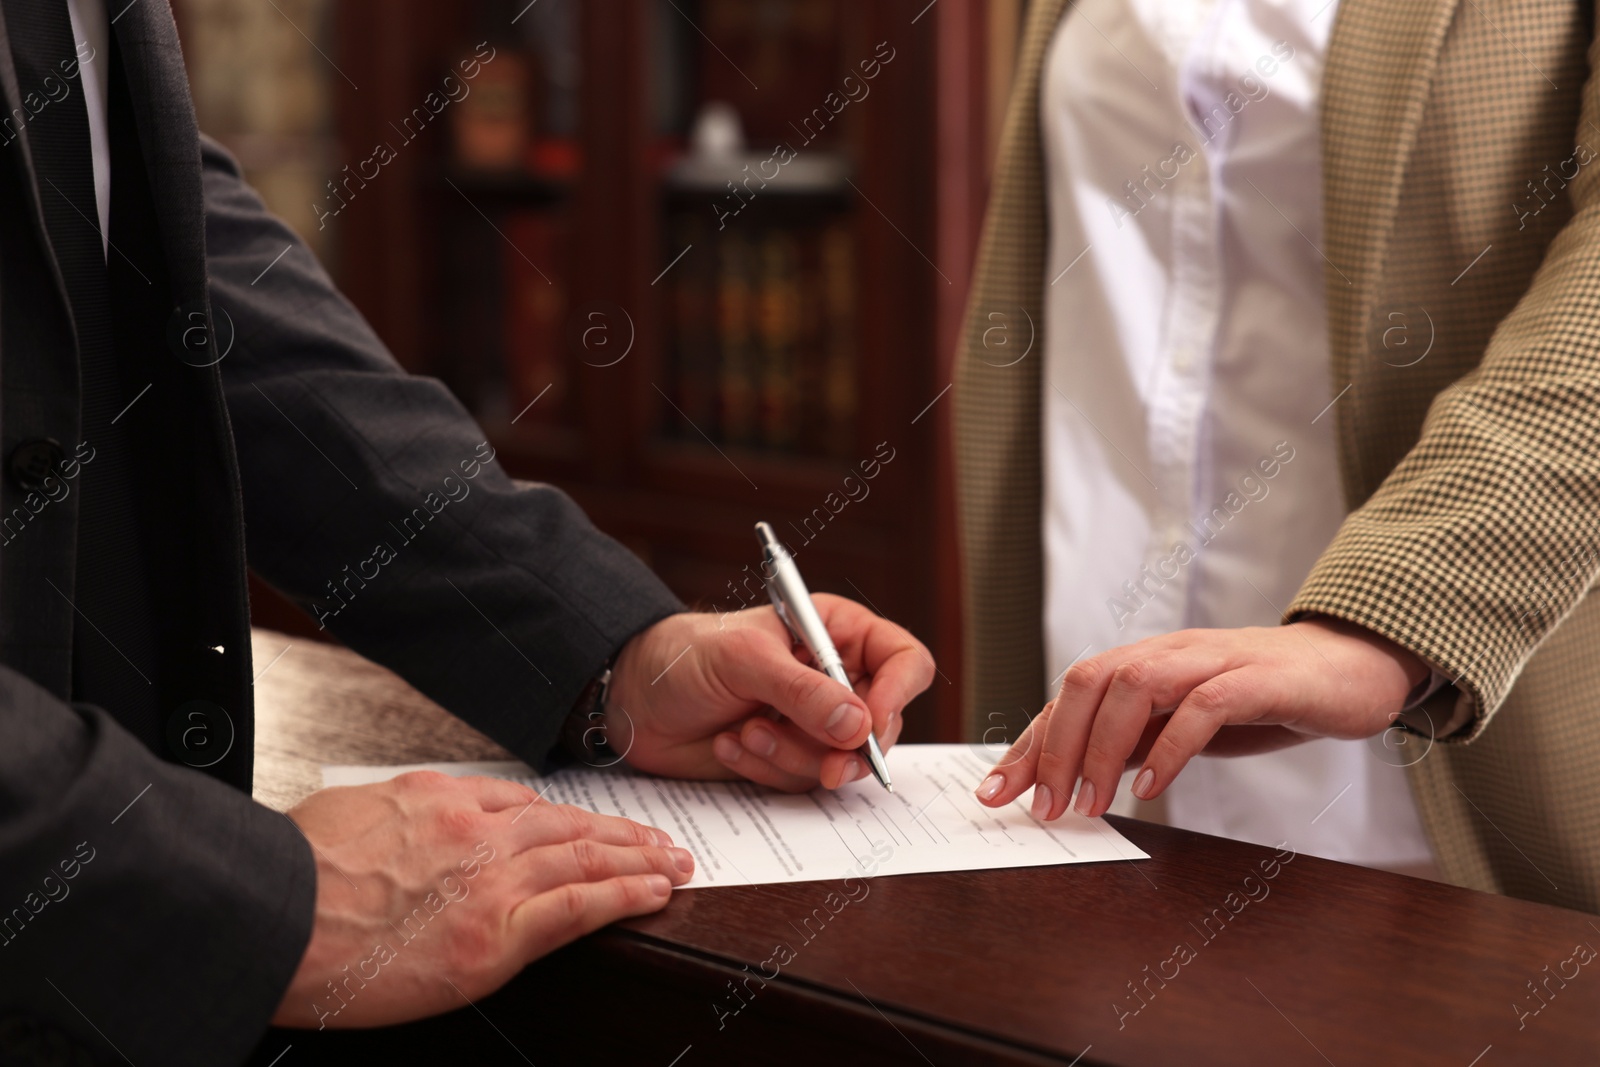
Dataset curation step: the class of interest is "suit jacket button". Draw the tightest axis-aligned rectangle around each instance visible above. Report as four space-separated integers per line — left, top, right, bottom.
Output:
8 438 63 490
164 700 235 768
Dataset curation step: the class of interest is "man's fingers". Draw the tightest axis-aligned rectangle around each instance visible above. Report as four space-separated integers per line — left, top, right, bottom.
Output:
460 775 544 814
514 839 694 895
857 645 933 735
879 701 905 749
849 675 890 739
720 635 873 751
737 716 855 782
813 594 935 725
738 716 821 778
503 802 673 853
735 716 872 789
711 731 823 792
509 874 674 961
820 750 872 789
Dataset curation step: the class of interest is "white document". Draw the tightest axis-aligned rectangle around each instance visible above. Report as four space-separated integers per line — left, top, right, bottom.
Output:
322 744 1148 889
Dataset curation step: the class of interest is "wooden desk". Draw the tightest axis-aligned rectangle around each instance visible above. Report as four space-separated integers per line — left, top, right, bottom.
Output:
250 630 1600 1066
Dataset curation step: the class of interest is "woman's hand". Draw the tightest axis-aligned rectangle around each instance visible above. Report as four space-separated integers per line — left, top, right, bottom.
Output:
974 617 1428 820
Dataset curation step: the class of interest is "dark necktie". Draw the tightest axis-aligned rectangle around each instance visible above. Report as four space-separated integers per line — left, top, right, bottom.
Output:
2 0 162 740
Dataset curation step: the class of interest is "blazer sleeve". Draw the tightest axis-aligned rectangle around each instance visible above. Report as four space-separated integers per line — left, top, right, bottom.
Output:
0 668 315 1067
1285 41 1600 743
199 135 685 769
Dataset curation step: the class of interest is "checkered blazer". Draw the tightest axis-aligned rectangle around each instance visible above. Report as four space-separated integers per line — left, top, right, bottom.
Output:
955 0 1600 911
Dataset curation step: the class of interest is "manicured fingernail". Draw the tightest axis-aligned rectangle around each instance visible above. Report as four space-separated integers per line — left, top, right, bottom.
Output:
1132 768 1155 799
1074 779 1097 817
746 725 778 758
976 773 1005 802
713 734 742 764
826 703 865 742
1030 783 1054 820
651 828 672 847
670 848 695 873
646 874 672 896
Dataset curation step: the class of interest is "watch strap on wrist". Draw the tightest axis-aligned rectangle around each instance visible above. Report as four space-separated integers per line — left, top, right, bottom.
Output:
561 660 616 764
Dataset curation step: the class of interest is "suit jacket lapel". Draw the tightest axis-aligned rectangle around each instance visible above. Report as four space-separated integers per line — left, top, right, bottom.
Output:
0 2 79 345
106 0 207 313
1320 0 1462 499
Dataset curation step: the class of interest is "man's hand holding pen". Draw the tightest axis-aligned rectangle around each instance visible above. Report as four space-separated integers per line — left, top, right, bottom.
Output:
604 595 934 792
275 589 931 1028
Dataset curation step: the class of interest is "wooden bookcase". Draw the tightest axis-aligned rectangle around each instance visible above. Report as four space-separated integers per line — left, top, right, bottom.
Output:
272 0 996 741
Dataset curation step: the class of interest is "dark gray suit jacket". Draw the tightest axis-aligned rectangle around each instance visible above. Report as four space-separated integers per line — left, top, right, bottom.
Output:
0 4 682 1064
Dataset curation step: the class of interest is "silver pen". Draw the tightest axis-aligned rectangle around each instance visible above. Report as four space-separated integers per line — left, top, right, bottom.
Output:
754 521 894 792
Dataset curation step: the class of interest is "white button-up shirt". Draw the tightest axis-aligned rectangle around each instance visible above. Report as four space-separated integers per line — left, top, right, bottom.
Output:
1040 0 1435 869
65 0 110 257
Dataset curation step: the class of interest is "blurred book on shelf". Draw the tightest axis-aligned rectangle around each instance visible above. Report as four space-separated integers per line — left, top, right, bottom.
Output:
449 0 582 180
451 44 532 171
819 222 857 453
516 0 583 179
716 231 758 447
756 230 800 450
665 213 855 460
667 213 720 433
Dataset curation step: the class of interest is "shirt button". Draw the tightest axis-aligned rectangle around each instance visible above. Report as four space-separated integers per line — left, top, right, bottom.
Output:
1172 346 1195 373
8 438 64 490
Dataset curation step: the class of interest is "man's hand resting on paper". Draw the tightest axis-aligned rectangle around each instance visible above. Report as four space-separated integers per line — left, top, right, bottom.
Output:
270 596 930 1028
272 771 694 1029
973 617 1428 820
603 596 936 792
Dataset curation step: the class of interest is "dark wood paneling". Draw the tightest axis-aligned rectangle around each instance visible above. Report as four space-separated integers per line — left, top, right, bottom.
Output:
324 0 978 743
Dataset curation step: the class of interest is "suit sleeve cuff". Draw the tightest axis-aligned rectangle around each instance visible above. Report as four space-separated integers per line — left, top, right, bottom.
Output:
1394 666 1477 740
